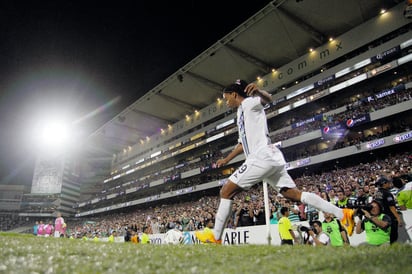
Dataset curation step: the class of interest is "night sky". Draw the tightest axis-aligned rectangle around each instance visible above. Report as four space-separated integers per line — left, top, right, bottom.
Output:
0 1 272 185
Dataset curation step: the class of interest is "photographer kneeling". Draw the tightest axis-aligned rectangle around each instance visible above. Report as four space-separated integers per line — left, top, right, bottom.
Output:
355 200 391 246
305 220 330 246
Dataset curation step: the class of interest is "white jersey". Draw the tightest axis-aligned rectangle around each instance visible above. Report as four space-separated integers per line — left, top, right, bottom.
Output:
230 96 294 191
237 96 271 158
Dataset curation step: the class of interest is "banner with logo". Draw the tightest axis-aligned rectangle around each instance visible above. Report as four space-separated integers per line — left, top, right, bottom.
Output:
371 45 401 63
100 210 412 246
291 113 323 129
321 122 348 139
314 74 335 88
346 113 371 128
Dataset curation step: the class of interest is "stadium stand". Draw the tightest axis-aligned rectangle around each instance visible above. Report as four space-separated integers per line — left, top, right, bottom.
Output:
74 23 412 217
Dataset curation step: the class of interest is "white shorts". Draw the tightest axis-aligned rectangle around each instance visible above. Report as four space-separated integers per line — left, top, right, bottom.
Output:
228 146 296 191
54 231 61 238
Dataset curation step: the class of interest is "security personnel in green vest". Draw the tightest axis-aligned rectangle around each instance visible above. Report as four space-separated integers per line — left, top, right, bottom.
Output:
322 212 350 246
355 200 391 246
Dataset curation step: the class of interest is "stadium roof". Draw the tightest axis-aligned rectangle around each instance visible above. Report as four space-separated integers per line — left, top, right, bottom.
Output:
85 0 401 156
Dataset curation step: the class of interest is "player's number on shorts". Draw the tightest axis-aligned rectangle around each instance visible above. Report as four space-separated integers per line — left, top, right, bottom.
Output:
238 164 247 174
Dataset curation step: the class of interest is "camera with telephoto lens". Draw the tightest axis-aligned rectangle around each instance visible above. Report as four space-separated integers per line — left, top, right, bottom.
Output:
298 225 314 233
298 224 315 244
347 198 373 216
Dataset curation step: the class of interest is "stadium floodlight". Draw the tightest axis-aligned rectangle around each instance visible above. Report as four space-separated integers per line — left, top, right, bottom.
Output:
32 117 72 155
40 121 68 145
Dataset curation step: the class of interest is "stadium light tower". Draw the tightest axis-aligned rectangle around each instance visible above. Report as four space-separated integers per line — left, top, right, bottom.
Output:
29 115 81 214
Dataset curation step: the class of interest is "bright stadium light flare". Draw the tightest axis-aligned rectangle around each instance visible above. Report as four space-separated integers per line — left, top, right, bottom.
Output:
32 118 72 154
40 122 68 146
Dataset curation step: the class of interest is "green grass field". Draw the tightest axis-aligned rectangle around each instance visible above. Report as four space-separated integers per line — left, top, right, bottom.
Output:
1 232 411 274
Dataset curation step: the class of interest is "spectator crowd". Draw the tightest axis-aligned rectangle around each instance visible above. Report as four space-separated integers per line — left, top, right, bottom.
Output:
40 150 411 245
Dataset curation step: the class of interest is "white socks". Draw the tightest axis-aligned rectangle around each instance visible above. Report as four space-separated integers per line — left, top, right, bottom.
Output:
301 192 343 219
213 198 233 240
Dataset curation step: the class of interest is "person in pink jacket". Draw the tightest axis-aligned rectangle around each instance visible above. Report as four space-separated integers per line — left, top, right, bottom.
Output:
44 221 54 237
54 212 66 238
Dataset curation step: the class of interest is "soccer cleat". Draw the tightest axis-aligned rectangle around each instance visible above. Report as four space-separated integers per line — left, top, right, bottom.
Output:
195 228 221 244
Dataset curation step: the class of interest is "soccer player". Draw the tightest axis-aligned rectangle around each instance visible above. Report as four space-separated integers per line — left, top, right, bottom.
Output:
54 212 66 238
37 221 45 237
44 220 54 237
33 221 39 236
195 80 343 244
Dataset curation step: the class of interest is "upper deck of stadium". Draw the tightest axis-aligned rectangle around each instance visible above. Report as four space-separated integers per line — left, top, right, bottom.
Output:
85 0 407 156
